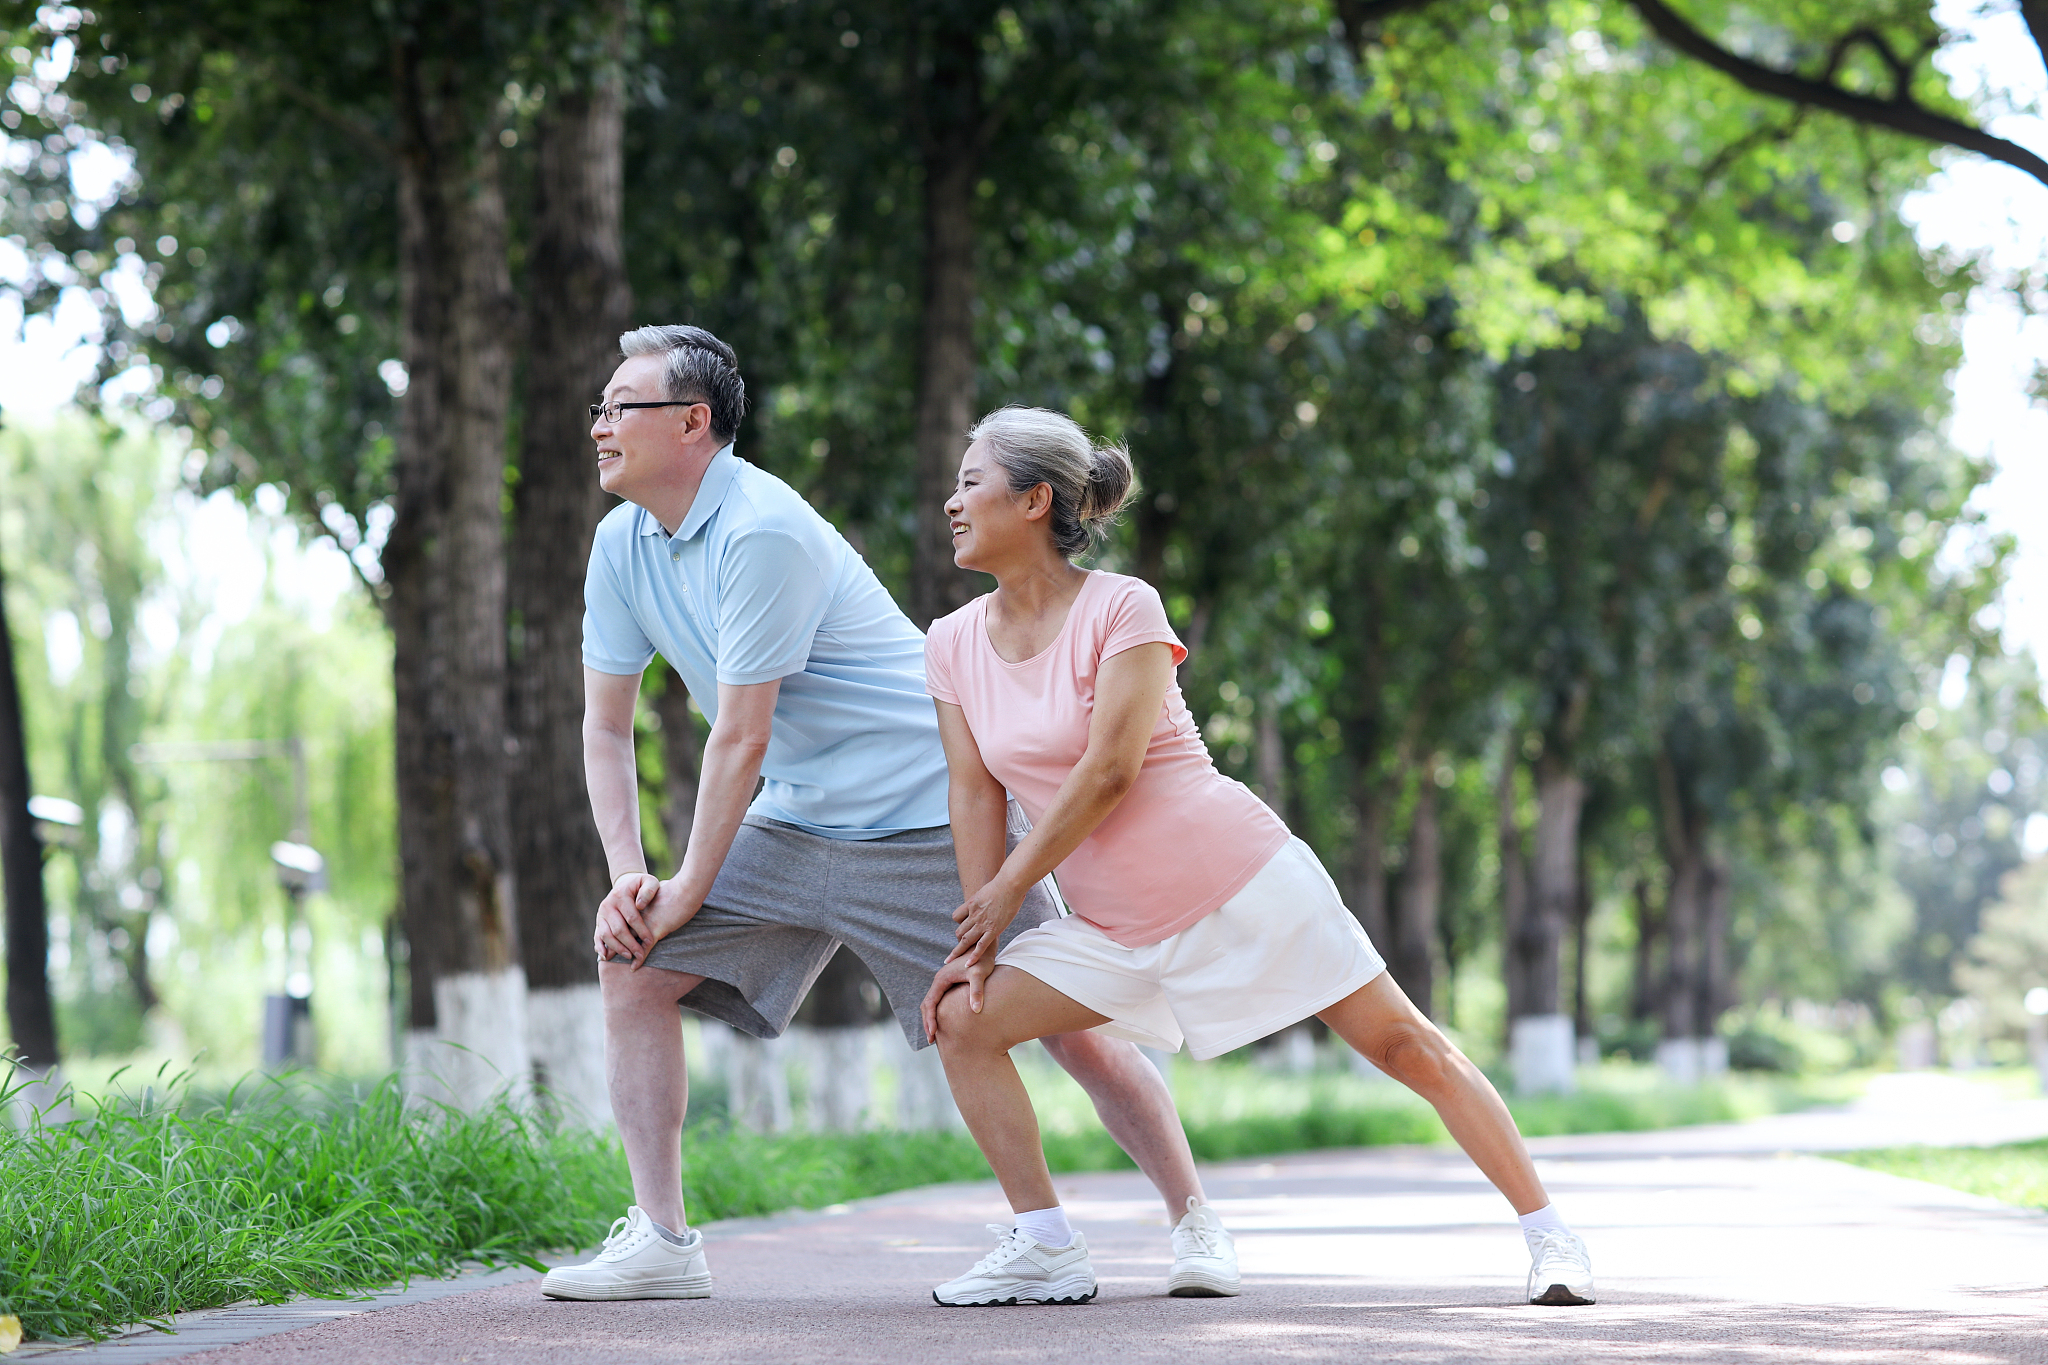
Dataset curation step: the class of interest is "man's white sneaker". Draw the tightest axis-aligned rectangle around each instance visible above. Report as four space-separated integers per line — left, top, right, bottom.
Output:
1166 1198 1241 1297
1526 1228 1595 1305
933 1225 1097 1306
540 1206 713 1301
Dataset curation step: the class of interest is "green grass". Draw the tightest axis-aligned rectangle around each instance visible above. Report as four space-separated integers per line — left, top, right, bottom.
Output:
1833 1139 2048 1210
3 1057 1850 1343
1 1067 634 1342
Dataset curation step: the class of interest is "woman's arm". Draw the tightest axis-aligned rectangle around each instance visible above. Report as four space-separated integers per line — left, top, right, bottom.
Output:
948 640 1174 968
922 700 1013 1037
935 700 1010 898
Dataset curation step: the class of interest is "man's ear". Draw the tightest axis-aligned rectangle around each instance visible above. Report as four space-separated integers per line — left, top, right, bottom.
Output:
682 401 713 440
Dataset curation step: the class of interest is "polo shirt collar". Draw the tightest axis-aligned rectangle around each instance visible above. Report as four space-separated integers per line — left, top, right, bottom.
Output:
638 442 738 541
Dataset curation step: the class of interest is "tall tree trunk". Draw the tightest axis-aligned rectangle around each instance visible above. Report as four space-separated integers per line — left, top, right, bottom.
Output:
1571 839 1593 1046
1655 747 1702 1048
654 662 701 861
1131 326 1180 589
0 554 58 1075
908 12 985 628
1516 751 1582 1020
1254 698 1288 816
1350 769 1391 953
511 38 632 1127
1391 776 1441 1017
652 662 700 861
1496 750 1530 1032
1697 849 1731 1051
1629 874 1662 1024
1507 747 1583 1092
388 48 527 1110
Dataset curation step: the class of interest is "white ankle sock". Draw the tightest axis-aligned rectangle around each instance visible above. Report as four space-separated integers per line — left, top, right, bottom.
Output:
1518 1204 1570 1246
1013 1206 1073 1249
651 1217 693 1246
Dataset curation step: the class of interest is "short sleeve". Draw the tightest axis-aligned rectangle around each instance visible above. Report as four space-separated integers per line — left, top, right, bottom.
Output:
715 530 830 686
582 532 657 675
1099 579 1188 668
924 616 961 705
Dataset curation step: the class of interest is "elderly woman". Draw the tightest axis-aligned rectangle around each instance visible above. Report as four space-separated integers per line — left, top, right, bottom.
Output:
919 406 1594 1310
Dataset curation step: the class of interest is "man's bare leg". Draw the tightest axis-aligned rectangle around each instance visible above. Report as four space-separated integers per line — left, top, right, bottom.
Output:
600 959 706 1232
1039 1029 1205 1219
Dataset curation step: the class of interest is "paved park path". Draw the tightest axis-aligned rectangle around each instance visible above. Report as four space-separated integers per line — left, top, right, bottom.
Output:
27 1074 2048 1365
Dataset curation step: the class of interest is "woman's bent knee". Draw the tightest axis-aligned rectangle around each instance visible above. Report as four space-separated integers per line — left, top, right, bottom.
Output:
936 987 1038 1058
933 987 986 1050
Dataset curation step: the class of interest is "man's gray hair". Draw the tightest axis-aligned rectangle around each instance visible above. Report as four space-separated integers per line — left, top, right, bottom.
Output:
618 324 747 443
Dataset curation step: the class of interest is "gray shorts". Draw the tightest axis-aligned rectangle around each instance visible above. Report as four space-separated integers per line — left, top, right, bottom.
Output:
641 814 1058 1049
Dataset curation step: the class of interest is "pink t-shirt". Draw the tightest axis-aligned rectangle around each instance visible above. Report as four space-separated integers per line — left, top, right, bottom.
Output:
925 571 1292 948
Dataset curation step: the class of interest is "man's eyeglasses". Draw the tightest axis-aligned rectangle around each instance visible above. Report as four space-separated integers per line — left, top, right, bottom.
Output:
589 400 703 424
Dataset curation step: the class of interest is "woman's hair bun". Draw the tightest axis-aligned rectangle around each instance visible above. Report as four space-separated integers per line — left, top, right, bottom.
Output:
1078 442 1136 523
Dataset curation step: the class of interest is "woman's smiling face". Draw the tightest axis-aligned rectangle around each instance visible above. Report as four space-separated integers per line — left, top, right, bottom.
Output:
946 439 1046 571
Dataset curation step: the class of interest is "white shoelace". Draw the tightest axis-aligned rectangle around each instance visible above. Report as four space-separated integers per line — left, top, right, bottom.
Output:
1173 1220 1226 1258
1529 1229 1589 1270
968 1225 1037 1276
596 1215 652 1262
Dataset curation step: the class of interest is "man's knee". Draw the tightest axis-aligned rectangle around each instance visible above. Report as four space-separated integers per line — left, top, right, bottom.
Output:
600 959 700 1012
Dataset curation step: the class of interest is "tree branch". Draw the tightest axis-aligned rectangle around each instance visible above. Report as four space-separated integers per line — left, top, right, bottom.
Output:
1626 0 2048 186
2022 0 2048 73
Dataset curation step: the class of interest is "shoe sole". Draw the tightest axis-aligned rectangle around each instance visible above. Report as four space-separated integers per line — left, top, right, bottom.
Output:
1166 1269 1242 1298
933 1277 1098 1307
541 1273 713 1301
1529 1282 1595 1306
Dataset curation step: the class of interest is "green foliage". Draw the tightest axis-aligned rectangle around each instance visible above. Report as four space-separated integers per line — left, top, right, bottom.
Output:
0 1067 633 1341
1834 1139 2048 1211
1957 857 2048 1039
0 420 396 1070
1 0 2031 1064
1888 655 2048 1010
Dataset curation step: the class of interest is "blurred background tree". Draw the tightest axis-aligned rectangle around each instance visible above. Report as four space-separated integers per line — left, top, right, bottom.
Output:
1 0 2042 1112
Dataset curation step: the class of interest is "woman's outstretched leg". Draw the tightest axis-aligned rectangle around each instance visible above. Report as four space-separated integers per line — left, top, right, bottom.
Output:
1319 972 1547 1211
1319 971 1596 1305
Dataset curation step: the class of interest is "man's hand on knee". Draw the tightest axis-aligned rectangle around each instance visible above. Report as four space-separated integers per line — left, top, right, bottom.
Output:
595 873 662 964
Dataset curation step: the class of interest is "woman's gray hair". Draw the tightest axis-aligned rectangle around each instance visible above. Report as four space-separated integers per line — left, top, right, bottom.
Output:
618 324 747 442
967 406 1136 559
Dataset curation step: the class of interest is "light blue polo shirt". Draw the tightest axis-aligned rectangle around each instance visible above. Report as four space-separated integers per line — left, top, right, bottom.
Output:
582 445 951 839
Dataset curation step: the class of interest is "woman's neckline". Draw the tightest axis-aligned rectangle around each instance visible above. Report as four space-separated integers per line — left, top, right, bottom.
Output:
979 570 1099 667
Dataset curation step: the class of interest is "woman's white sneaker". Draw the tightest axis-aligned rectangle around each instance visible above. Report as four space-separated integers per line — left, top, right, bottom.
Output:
1166 1199 1241 1297
933 1225 1097 1306
1525 1228 1596 1305
540 1206 713 1300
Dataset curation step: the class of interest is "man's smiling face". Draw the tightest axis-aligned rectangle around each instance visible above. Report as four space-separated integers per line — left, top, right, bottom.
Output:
592 353 685 500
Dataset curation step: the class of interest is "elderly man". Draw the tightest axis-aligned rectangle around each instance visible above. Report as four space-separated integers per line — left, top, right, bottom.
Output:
539 325 1237 1305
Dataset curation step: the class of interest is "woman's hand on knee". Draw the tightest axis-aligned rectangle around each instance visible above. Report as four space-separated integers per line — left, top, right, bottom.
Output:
921 953 994 1043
